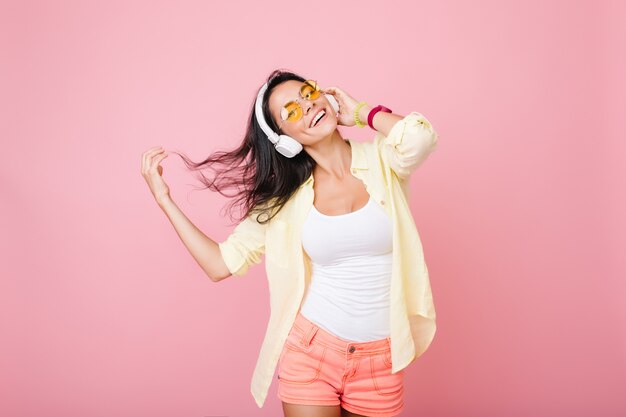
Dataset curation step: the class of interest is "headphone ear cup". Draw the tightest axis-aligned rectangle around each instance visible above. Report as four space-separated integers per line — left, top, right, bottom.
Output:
324 93 340 114
275 134 303 158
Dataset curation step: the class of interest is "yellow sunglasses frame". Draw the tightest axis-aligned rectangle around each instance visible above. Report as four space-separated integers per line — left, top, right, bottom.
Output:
278 80 322 130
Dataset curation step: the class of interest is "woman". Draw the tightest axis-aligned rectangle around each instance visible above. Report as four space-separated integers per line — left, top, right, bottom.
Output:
141 69 439 417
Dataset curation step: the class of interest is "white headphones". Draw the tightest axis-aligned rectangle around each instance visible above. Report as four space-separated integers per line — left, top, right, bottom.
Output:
254 81 341 158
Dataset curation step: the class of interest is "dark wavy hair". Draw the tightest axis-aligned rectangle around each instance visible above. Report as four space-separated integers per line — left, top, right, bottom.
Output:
170 69 317 225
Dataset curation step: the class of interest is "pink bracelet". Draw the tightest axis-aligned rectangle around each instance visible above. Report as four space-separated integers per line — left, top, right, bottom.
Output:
367 105 393 129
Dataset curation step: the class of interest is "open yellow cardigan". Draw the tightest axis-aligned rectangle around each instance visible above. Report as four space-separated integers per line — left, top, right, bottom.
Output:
219 111 439 408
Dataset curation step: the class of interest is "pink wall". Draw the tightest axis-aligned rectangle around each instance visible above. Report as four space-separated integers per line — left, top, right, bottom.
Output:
1 1 624 416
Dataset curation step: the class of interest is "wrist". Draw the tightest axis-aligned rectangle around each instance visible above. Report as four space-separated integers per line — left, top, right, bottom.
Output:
156 193 173 208
367 105 393 130
358 104 373 126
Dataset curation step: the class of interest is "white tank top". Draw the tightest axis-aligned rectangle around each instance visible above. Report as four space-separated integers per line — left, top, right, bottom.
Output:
299 195 393 342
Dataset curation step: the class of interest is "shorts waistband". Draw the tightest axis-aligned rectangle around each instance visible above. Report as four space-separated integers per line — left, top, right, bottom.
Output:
292 310 391 356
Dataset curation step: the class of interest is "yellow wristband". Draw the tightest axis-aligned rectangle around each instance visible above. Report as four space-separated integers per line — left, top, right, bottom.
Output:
354 101 368 128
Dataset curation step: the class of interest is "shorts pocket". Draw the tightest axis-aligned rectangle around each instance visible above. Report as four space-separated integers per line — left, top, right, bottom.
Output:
370 351 404 396
284 327 316 351
277 332 326 384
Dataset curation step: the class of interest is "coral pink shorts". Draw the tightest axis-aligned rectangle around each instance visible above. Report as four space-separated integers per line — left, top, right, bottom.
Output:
276 310 405 417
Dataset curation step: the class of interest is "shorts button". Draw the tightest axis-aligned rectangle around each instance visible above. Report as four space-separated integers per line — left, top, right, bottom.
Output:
349 346 356 353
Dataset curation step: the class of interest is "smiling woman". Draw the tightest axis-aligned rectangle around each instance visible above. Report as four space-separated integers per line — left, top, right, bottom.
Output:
142 67 439 417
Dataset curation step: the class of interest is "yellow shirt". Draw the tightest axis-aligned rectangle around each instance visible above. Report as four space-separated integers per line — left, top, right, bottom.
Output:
218 111 439 408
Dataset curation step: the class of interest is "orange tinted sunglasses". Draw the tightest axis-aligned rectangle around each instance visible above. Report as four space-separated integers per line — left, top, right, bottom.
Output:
278 80 322 128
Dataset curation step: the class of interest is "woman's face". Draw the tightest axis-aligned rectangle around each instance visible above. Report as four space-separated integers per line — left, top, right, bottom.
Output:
268 80 337 146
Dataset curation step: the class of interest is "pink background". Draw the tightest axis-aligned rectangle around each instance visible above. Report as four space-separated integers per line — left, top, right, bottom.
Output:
1 1 625 416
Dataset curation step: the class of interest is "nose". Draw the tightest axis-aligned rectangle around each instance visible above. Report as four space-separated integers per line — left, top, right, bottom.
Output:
302 98 314 115
303 94 323 118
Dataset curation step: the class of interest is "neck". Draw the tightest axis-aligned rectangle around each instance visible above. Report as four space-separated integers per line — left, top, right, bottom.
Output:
304 130 351 180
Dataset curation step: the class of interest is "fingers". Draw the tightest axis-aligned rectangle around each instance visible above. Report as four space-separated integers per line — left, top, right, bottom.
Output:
149 150 168 172
142 146 162 167
151 151 169 171
323 86 345 94
142 146 163 162
144 145 163 152
141 146 167 174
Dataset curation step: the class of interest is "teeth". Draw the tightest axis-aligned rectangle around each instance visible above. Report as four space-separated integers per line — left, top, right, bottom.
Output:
312 110 326 127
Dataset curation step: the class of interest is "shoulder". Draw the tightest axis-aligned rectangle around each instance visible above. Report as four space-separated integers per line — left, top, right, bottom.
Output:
348 137 385 172
348 138 377 164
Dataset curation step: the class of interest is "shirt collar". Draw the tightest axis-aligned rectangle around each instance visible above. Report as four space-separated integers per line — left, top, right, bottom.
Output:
299 138 368 188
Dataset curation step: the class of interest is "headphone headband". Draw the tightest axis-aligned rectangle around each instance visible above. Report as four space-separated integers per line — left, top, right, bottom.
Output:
255 82 279 145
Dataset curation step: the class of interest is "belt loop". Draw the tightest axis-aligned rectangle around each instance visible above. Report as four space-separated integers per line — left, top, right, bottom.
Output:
300 322 319 347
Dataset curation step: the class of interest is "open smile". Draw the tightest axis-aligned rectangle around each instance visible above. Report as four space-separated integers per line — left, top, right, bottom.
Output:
310 108 327 128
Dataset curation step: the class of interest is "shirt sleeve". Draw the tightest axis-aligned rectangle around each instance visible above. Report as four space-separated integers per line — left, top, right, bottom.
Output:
217 211 267 276
375 111 439 179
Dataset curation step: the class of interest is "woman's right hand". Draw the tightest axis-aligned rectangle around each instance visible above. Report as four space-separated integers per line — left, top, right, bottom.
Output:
141 146 170 203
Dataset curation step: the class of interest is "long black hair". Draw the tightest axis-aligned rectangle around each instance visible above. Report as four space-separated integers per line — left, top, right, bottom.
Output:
171 69 316 225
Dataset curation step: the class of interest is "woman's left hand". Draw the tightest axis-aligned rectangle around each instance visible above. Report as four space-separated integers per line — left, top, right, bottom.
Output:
322 86 363 127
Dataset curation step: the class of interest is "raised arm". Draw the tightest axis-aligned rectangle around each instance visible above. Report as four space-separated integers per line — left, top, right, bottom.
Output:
141 145 260 283
322 88 439 180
